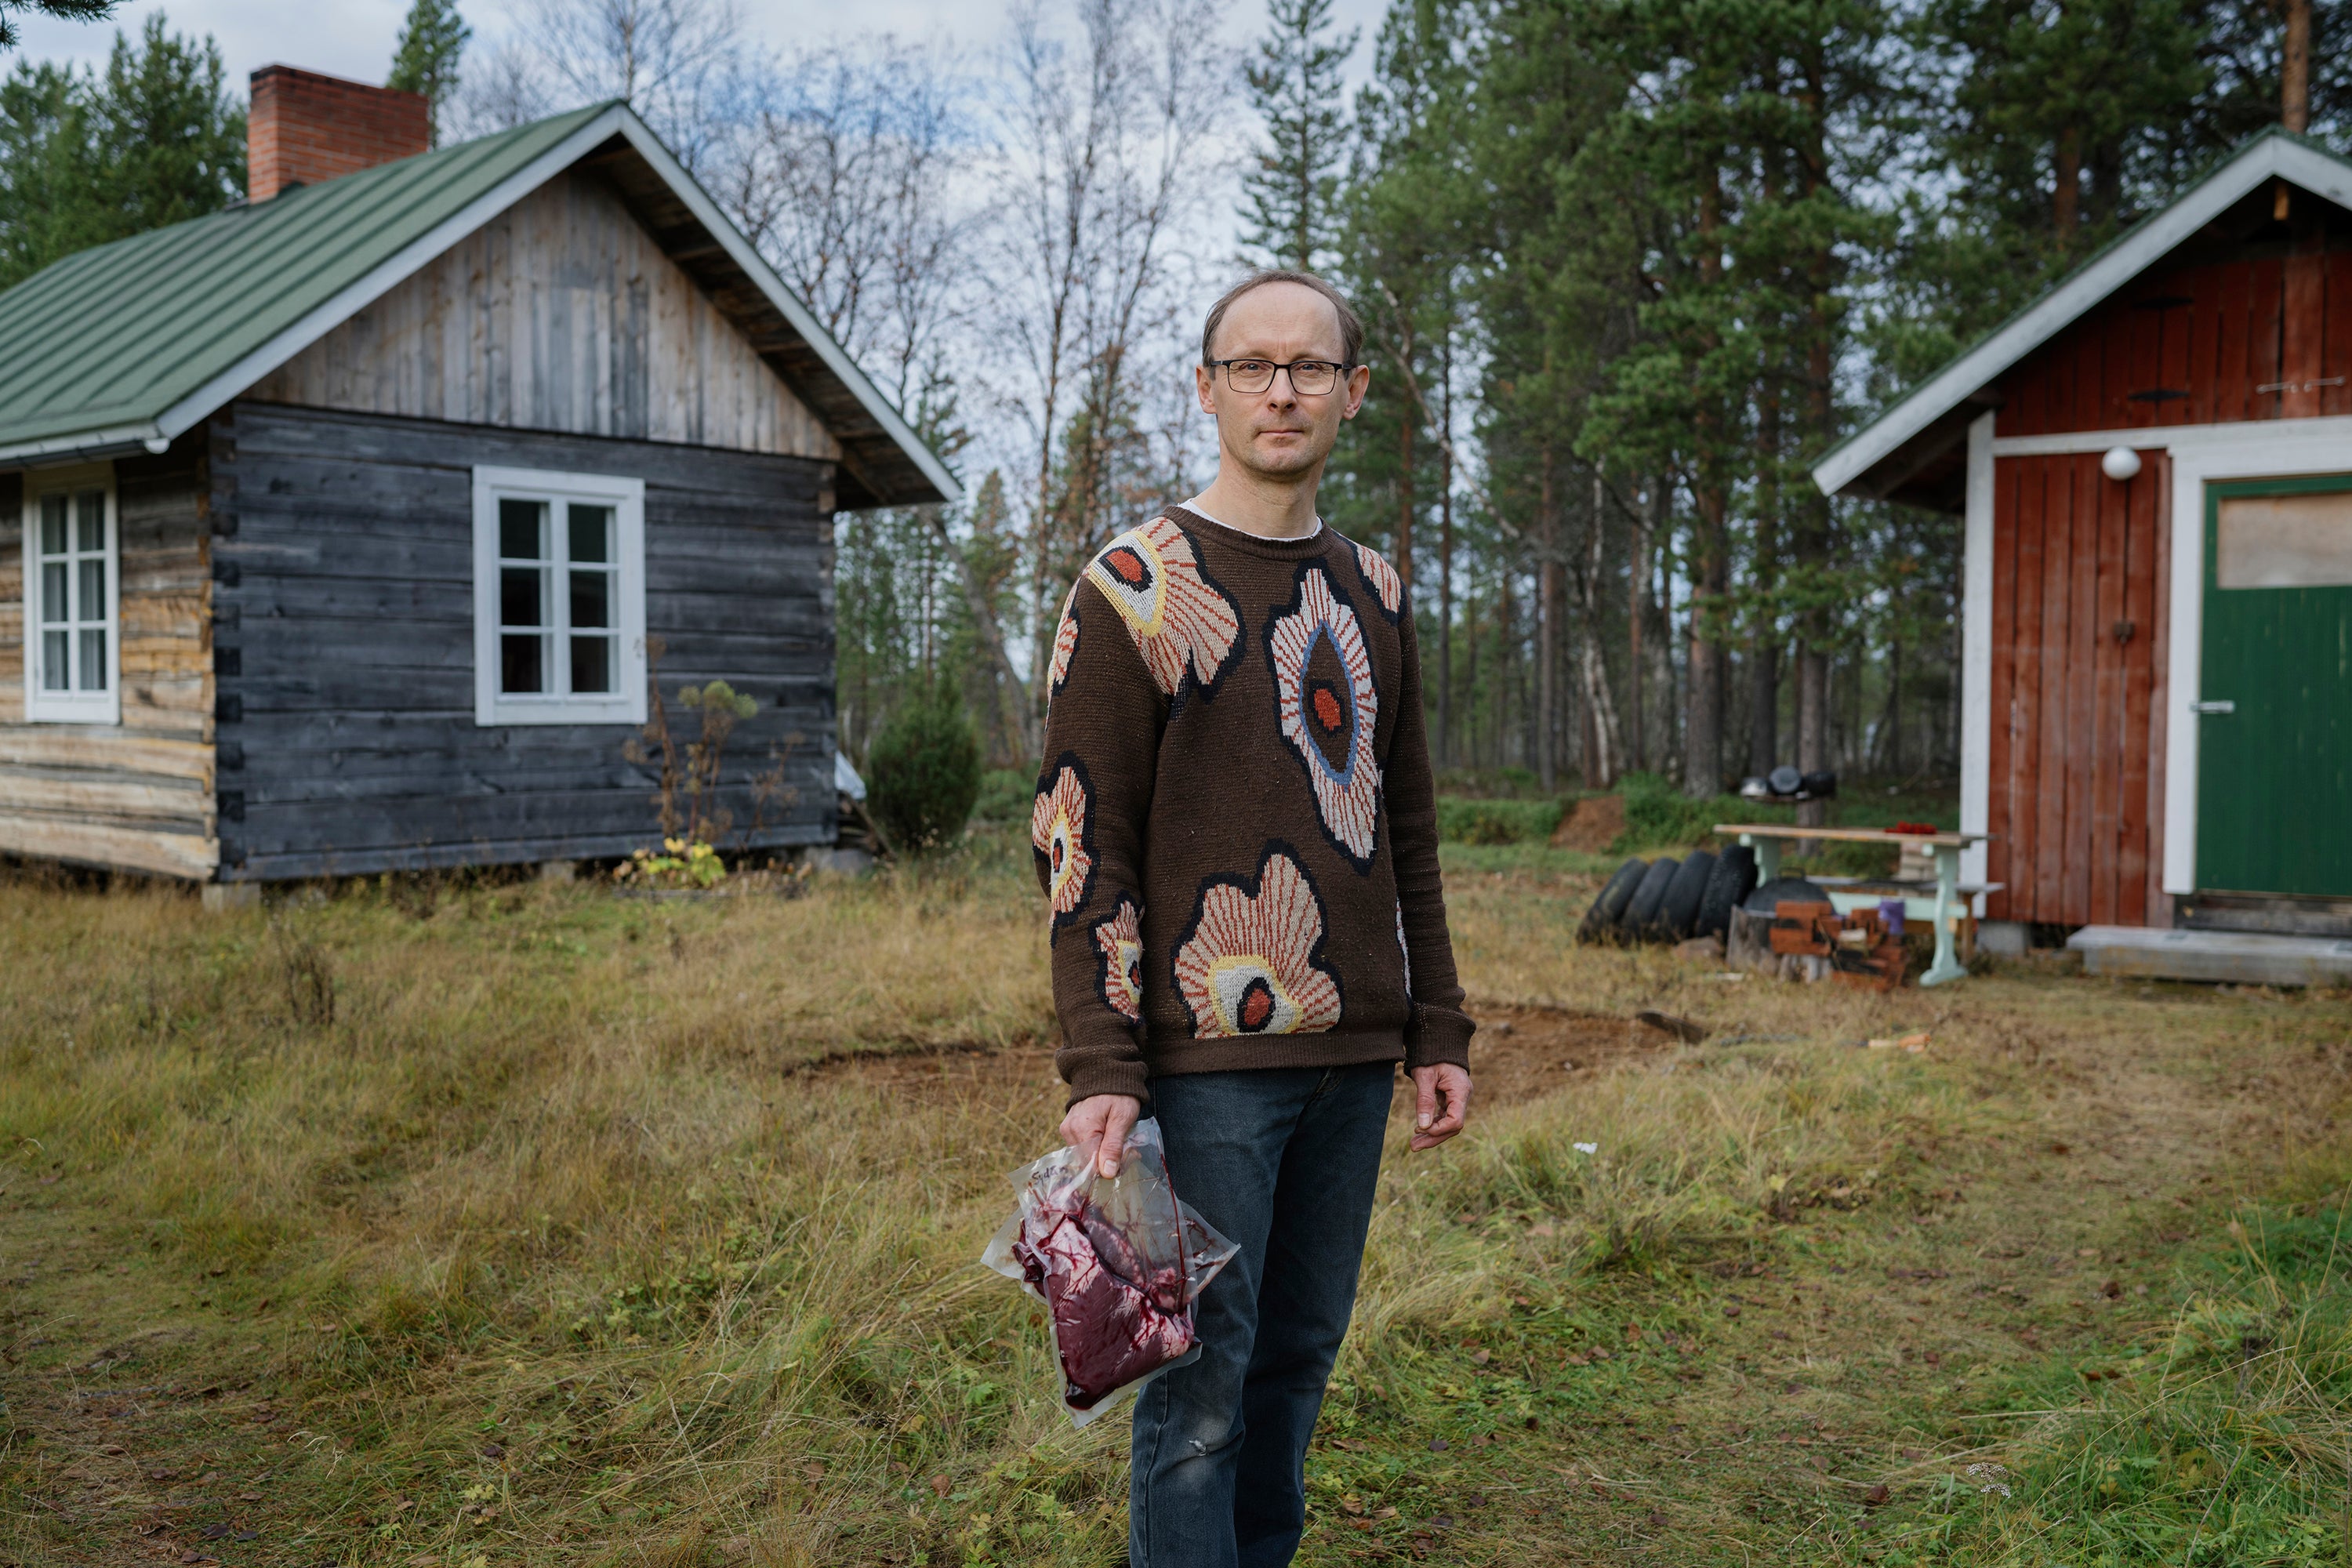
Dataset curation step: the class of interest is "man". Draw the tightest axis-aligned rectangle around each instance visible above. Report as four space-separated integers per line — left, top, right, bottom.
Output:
1032 269 1475 1567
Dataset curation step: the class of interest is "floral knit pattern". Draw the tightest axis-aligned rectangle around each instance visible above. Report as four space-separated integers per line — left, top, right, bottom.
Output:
1031 507 1475 1105
1048 587 1080 697
1266 564 1382 869
1093 897 1145 1022
1173 847 1343 1038
1083 515 1243 698
1031 757 1094 927
1352 541 1404 622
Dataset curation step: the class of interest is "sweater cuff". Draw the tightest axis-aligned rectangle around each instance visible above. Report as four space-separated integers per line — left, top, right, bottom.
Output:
1403 1003 1475 1071
1058 1038 1153 1112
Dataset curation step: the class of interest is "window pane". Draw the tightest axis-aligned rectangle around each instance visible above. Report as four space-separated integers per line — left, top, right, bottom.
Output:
571 633 614 694
75 489 104 553
77 628 105 691
568 503 614 564
39 493 66 557
570 567 612 630
2216 488 2352 588
41 563 67 624
500 564 548 629
499 497 549 561
501 633 547 694
41 631 67 690
77 557 105 620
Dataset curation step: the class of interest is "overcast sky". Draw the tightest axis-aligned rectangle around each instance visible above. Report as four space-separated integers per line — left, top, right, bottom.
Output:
12 0 1393 96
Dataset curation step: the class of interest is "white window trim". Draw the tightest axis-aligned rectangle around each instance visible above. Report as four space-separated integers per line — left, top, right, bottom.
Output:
20 460 121 725
471 465 648 728
1957 412 1994 902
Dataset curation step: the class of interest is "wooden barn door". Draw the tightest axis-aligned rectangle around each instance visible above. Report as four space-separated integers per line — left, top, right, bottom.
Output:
2196 474 2352 897
1986 452 2167 927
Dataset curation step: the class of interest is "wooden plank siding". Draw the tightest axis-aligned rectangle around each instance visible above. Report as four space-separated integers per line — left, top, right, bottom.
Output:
1984 452 2169 927
210 402 837 881
0 442 217 880
247 169 844 464
1998 231 2352 436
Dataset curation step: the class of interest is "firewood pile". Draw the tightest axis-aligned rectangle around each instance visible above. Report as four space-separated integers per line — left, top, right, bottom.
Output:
1728 899 1907 990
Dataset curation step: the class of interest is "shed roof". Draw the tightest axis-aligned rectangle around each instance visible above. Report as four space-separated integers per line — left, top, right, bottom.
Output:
0 102 958 509
1812 128 2352 509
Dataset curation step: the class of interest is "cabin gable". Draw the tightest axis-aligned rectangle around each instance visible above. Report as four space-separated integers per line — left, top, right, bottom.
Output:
247 170 844 463
1997 187 2352 437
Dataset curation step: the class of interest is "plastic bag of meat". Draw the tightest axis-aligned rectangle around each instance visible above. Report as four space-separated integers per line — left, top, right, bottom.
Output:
982 1118 1238 1426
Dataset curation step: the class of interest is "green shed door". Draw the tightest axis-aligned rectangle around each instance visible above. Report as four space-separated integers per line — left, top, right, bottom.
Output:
2196 474 2352 897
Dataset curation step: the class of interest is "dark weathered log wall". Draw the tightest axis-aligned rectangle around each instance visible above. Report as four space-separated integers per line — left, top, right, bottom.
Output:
212 401 837 880
1984 452 2170 927
0 441 218 878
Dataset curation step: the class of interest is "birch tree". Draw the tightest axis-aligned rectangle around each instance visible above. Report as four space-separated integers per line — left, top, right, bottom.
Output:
987 0 1234 750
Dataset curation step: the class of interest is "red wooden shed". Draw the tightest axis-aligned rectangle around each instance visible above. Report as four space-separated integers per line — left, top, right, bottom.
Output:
1815 129 2352 939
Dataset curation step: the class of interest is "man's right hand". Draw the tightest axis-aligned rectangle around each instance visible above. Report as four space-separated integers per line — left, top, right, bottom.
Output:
1060 1093 1143 1180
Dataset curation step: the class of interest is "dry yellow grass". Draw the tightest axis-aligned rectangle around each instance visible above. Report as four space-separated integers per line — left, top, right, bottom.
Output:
0 838 2345 1566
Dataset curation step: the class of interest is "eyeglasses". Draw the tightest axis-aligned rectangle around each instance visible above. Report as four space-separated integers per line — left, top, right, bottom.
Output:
1207 358 1352 397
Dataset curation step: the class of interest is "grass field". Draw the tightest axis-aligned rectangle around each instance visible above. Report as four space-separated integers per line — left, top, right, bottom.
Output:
2 833 2347 1566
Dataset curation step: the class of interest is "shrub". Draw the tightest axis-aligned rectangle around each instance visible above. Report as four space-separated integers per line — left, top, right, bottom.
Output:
1617 771 1726 848
971 768 1033 826
1436 796 1563 845
865 698 982 851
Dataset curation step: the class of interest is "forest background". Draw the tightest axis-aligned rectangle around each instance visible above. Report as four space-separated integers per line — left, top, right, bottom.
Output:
3 0 2347 808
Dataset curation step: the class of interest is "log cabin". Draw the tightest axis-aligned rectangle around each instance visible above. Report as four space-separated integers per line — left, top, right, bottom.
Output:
0 67 956 891
1814 128 2352 942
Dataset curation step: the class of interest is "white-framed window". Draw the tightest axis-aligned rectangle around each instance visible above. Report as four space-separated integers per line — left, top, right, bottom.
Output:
21 462 120 724
471 466 648 727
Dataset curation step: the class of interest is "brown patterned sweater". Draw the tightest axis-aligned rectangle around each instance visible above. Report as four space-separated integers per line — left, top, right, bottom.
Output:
1031 505 1475 1108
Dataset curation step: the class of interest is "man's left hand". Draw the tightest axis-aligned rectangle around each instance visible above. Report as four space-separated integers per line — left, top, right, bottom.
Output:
1408 1063 1471 1152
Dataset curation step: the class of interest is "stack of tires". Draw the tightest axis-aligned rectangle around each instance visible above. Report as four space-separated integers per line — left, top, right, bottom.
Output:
1577 844 1759 946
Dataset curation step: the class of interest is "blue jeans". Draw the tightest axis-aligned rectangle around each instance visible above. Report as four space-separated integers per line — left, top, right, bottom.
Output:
1129 1061 1394 1568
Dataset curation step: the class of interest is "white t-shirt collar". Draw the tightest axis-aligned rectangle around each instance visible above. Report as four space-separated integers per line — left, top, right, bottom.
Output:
1179 495 1322 541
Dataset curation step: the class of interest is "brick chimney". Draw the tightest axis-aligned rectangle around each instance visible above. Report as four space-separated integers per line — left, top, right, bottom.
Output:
247 66 430 204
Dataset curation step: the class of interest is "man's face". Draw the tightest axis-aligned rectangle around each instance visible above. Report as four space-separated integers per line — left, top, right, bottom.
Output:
1196 282 1372 480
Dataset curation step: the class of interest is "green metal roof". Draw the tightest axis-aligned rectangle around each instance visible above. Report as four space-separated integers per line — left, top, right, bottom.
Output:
0 102 960 505
0 104 613 459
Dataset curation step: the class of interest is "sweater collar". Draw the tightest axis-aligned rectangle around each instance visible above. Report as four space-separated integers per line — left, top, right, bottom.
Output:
1164 504 1336 560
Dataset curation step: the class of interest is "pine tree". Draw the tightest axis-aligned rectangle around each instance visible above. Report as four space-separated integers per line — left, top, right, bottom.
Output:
0 16 241 288
0 0 116 53
387 0 469 145
1241 0 1359 271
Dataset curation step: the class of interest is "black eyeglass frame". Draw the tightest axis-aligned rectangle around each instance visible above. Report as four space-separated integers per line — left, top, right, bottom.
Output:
1205 358 1357 395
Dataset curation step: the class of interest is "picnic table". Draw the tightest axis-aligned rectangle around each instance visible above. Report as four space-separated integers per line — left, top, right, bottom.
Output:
1713 824 1991 987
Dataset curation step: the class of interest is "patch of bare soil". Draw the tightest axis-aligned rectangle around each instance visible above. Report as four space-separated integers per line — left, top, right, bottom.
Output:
824 1039 1059 1108
1552 794 1625 853
808 1004 1677 1120
1453 1004 1682 1109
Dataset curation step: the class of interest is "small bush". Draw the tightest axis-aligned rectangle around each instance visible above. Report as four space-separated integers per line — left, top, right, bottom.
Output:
866 698 982 851
972 768 1033 826
1436 796 1563 845
1617 771 1732 848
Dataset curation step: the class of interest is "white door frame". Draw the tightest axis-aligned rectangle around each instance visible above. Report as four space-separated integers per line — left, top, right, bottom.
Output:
1965 415 2352 898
